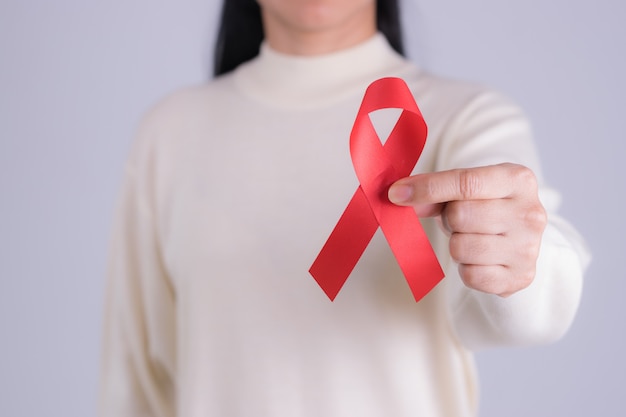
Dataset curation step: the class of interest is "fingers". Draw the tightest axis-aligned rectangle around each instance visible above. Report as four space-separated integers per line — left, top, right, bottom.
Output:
448 226 542 296
386 163 546 297
449 233 509 265
457 264 535 297
452 231 539 296
441 199 511 235
448 231 541 265
388 163 538 207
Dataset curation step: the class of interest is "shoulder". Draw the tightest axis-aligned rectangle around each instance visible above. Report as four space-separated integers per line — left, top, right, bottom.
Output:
402 71 531 150
133 74 240 143
400 71 539 172
139 74 238 133
125 74 239 168
408 71 526 124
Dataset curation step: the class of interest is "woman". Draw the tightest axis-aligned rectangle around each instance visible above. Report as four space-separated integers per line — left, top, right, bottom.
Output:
100 1 588 416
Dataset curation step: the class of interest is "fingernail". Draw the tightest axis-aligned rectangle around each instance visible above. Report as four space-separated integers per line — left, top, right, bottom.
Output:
388 183 413 204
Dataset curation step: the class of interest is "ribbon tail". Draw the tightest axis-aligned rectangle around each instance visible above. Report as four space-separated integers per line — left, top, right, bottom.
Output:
309 187 378 300
379 207 445 302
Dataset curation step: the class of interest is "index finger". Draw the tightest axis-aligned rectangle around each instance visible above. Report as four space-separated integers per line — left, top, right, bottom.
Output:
388 163 536 205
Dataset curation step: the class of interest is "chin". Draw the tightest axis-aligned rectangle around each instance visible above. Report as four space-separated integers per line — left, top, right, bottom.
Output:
263 0 375 34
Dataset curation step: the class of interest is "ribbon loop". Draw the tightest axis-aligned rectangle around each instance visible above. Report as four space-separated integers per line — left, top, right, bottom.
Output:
309 77 444 302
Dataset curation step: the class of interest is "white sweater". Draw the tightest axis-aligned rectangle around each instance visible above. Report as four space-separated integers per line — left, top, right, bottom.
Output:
100 34 588 417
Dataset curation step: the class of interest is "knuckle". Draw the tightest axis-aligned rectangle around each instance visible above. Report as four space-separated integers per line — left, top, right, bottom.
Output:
448 233 464 263
459 265 497 294
524 204 548 231
458 169 482 200
511 164 538 190
520 241 540 262
458 264 477 286
442 202 466 232
423 175 442 201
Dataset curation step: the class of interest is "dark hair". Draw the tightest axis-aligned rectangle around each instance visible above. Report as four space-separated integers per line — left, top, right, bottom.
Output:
213 0 404 77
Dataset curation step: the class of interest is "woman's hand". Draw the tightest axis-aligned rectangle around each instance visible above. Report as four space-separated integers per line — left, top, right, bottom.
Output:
388 163 547 297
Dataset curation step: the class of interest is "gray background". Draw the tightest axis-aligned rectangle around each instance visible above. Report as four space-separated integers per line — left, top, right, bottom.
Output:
0 0 623 416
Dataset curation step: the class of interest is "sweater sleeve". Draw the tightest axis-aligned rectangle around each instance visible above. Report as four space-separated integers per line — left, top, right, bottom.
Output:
99 119 176 417
433 90 590 351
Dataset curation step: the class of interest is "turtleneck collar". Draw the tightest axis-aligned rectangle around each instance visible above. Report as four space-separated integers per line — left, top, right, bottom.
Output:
232 33 416 110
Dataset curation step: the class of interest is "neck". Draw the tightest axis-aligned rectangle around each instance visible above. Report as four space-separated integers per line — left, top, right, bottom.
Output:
232 34 413 110
260 7 376 56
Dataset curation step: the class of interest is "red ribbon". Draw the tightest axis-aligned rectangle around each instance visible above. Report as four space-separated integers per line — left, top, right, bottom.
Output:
309 77 444 302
